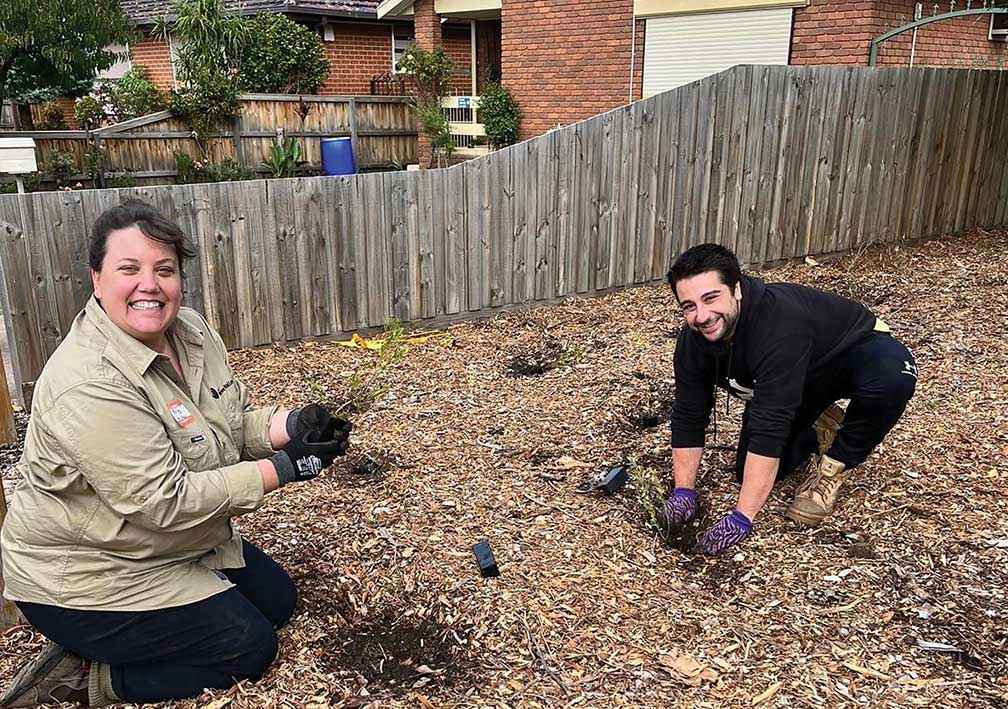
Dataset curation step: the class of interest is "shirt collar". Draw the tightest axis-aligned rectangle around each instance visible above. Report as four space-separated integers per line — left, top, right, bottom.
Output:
84 296 203 376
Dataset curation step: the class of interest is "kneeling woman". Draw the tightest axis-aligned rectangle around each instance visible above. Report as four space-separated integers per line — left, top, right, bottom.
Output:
1 199 350 707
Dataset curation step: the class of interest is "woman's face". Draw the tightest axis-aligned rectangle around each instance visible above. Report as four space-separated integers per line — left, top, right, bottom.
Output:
90 226 183 351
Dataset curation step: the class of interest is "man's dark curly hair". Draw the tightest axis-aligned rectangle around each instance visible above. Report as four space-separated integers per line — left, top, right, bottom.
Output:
666 244 742 299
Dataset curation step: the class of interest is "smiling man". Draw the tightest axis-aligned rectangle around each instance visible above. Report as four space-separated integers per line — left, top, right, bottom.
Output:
659 244 917 556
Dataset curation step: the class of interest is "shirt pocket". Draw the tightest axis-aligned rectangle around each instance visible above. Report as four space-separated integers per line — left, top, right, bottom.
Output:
166 427 216 472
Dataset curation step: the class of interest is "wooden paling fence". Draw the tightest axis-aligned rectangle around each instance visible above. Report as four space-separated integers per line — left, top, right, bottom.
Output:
2 65 1007 405
3 94 417 186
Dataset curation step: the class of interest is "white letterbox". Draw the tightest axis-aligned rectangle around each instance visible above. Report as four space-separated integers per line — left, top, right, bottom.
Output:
0 137 38 174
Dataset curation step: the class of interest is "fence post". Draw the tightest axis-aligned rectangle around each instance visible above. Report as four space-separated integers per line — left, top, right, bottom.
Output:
348 98 360 162
232 113 245 164
0 347 14 446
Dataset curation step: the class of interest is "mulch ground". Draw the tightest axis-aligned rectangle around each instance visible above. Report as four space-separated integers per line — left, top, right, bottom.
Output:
2 228 1006 708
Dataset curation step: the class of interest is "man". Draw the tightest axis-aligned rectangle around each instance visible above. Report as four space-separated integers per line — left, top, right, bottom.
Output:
659 244 916 556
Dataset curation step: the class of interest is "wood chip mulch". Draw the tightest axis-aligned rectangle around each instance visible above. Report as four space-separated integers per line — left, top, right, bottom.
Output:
2 228 1006 708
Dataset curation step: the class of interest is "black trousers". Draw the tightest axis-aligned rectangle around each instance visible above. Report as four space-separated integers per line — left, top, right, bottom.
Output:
735 331 917 481
16 540 296 703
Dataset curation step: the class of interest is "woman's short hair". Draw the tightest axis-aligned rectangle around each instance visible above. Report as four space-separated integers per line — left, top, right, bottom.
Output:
89 199 196 274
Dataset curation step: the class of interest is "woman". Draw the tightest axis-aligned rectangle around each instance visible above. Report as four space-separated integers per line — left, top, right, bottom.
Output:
0 199 350 707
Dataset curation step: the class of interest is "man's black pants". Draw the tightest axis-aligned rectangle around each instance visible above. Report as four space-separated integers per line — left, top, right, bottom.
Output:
16 540 296 703
734 331 917 481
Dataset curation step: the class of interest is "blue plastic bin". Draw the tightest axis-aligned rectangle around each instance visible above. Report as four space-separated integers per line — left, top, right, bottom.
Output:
321 137 356 176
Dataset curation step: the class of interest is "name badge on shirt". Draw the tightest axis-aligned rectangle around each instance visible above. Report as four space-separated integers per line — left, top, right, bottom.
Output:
168 399 195 428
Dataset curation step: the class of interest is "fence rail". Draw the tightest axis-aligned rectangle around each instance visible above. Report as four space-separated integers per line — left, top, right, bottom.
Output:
1 94 417 188
2 65 1007 406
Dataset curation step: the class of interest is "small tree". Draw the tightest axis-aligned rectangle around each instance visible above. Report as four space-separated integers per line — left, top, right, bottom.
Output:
479 82 521 149
241 14 329 94
160 0 248 152
0 0 132 116
97 67 164 122
398 46 455 168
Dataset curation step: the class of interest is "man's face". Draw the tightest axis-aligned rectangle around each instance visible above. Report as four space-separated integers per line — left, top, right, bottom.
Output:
675 270 741 342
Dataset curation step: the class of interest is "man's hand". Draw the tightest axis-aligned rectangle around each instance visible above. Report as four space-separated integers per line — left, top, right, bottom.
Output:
657 487 698 536
696 510 752 556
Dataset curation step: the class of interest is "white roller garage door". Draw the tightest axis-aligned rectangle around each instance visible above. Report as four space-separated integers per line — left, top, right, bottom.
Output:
642 7 793 96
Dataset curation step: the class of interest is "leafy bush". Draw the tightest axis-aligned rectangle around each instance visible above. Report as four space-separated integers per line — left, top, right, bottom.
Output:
262 137 303 178
169 70 242 140
97 67 164 122
83 144 109 186
174 151 252 183
45 149 77 185
398 46 455 166
38 101 67 130
398 46 453 107
74 96 106 130
241 14 329 94
0 173 42 194
105 172 138 188
479 82 521 149
413 104 454 159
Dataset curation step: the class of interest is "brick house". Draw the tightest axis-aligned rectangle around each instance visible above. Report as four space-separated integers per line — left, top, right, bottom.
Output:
119 0 494 96
378 0 1007 139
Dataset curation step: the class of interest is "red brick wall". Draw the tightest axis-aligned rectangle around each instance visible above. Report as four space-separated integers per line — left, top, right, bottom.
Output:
873 1 1008 67
130 34 175 90
320 22 392 95
502 0 644 139
791 0 1008 68
443 24 475 94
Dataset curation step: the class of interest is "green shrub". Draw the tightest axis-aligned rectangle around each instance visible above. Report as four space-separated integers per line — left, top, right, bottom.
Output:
261 137 303 178
479 82 521 149
74 96 106 130
38 101 67 130
398 46 455 166
45 149 77 185
169 70 241 143
105 172 138 189
83 144 109 186
102 67 164 121
241 14 329 94
174 151 252 183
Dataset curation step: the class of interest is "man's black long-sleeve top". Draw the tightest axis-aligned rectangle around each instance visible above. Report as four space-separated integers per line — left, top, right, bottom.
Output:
670 275 878 458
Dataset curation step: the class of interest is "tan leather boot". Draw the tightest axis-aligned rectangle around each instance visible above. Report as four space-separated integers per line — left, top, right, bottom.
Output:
813 403 845 455
0 641 89 707
786 454 848 526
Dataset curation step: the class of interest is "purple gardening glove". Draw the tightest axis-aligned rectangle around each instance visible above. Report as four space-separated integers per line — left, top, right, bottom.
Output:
656 488 698 534
697 509 753 556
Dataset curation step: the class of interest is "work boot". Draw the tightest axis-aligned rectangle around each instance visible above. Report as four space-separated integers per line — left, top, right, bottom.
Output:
786 454 849 527
813 403 845 455
0 641 89 707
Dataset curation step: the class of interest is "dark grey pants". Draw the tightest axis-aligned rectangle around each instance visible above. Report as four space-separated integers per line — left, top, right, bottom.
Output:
17 540 296 703
735 331 917 481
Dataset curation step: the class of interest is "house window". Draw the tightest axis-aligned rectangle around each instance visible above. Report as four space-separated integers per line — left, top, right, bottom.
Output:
96 44 133 80
391 27 414 72
991 12 1008 42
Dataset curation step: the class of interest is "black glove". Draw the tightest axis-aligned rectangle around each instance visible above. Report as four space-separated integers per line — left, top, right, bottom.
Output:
272 405 352 486
285 404 352 443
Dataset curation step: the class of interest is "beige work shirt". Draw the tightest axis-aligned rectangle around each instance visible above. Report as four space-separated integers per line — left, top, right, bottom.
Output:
1 297 277 611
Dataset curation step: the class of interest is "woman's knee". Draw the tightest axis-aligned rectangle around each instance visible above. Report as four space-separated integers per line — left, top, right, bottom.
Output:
272 573 297 630
237 617 279 680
